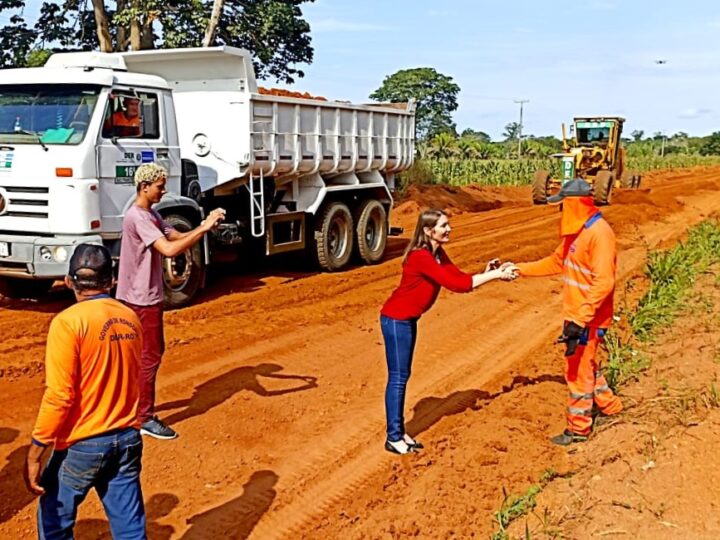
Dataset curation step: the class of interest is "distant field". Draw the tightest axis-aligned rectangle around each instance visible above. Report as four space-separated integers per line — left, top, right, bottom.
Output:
417 156 720 186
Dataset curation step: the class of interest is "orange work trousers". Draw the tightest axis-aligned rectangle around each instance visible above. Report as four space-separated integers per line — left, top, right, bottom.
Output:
565 327 623 435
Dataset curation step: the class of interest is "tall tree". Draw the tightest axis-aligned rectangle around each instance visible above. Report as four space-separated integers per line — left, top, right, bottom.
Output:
699 132 720 156
0 1 38 68
370 67 460 140
202 0 225 47
460 128 491 143
0 0 314 84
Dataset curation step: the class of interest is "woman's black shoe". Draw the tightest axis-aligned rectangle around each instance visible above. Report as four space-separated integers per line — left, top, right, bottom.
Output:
385 439 416 455
403 434 424 450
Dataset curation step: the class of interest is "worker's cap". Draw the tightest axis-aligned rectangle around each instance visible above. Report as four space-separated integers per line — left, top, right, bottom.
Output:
133 163 167 187
547 178 593 203
68 243 113 289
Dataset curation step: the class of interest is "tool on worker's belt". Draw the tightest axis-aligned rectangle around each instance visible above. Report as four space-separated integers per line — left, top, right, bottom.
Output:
557 321 586 356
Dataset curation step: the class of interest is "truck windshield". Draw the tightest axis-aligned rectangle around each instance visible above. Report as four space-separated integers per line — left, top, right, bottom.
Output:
0 84 101 145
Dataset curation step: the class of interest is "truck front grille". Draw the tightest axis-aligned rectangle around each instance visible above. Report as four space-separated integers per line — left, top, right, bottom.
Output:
0 185 50 219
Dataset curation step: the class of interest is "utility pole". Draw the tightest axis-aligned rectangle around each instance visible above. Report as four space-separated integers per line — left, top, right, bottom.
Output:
514 99 529 159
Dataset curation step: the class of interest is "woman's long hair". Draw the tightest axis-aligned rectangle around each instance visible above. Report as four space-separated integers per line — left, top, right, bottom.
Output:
402 208 447 263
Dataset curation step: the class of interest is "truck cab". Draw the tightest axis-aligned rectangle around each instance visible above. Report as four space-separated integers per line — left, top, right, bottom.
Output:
0 53 198 299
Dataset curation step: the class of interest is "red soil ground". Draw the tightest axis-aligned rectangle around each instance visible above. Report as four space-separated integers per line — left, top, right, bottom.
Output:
0 166 718 539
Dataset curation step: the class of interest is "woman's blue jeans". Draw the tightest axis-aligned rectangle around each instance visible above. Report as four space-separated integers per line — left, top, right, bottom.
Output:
380 315 418 442
38 428 146 540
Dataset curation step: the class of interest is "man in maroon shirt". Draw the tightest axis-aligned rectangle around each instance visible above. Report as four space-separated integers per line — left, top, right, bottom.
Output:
116 163 225 440
380 209 517 454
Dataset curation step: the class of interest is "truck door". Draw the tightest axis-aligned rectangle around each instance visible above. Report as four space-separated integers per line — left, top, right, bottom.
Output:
96 88 181 233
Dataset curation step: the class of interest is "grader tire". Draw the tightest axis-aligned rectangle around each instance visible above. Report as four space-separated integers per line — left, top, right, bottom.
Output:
532 170 551 204
594 171 614 206
621 170 640 189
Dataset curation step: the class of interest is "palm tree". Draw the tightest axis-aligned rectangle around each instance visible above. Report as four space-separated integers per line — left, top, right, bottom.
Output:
429 132 457 159
457 137 480 159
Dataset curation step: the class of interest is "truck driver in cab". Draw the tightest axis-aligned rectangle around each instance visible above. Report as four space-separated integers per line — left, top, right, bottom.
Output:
104 95 142 138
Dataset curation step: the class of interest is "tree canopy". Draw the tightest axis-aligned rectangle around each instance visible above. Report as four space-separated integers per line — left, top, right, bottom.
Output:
0 0 314 83
370 67 460 141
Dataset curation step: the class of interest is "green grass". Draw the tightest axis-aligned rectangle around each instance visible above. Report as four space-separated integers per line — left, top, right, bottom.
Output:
604 220 720 393
490 470 574 539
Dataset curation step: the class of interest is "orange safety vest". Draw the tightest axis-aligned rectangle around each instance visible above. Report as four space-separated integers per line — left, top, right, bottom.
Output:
110 111 142 137
517 212 616 328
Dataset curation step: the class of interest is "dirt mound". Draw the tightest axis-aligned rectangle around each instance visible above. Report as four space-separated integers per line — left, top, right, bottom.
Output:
393 183 528 231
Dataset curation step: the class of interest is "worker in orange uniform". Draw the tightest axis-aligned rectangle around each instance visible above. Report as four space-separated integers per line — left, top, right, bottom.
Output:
109 95 142 137
513 179 623 445
24 244 147 538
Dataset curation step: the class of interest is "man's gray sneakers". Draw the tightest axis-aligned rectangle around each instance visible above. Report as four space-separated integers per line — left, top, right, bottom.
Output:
140 416 178 440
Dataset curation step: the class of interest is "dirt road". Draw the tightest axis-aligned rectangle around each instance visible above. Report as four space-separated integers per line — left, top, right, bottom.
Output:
1 167 718 539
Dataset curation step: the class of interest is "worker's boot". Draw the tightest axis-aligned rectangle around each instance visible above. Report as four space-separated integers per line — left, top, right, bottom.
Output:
550 430 588 446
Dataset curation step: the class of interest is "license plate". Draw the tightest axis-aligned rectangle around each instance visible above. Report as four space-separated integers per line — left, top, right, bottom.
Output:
0 242 8 257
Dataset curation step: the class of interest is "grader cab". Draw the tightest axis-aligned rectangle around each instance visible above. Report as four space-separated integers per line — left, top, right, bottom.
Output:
532 116 641 205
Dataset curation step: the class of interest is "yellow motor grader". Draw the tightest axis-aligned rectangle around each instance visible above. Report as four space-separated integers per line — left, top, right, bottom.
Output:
532 116 641 205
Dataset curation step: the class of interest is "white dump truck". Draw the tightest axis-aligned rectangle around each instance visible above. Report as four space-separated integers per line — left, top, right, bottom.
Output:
0 47 415 306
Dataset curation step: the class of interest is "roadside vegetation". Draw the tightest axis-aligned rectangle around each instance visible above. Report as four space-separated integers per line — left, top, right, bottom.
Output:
490 220 720 539
399 130 720 187
605 220 720 392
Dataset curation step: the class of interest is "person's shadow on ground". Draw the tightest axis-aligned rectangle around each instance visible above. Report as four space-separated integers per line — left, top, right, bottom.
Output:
405 373 565 438
157 363 318 426
0 427 35 525
180 470 278 540
75 492 179 539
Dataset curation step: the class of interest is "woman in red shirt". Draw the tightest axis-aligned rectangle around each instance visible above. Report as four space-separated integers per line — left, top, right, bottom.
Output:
380 209 517 454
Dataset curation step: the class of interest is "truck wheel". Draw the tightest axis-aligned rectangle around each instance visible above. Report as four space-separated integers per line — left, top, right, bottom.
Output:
354 199 387 264
532 170 551 204
594 171 614 205
162 214 205 309
0 277 53 299
314 202 354 271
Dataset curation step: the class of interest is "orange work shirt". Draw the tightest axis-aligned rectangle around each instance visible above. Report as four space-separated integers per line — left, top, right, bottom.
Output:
516 214 616 328
32 297 142 450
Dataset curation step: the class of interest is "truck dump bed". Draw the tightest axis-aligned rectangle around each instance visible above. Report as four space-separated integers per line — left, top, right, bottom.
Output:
120 47 415 191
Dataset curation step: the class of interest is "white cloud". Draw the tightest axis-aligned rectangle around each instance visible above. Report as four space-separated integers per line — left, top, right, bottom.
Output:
312 18 392 33
678 108 714 119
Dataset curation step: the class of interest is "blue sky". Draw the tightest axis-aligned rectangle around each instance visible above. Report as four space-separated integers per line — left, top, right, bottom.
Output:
16 0 720 139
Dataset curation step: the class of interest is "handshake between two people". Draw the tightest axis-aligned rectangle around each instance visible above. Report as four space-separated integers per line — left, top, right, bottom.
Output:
484 258 520 282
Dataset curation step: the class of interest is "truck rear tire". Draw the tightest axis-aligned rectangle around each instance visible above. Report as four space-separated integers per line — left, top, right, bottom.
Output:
354 199 387 264
532 170 551 204
314 202 354 271
162 214 205 309
594 171 614 205
0 277 53 299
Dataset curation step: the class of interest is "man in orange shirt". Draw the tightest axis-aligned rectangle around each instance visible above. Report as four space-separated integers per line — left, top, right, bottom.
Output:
109 96 142 138
24 244 147 539
514 179 623 445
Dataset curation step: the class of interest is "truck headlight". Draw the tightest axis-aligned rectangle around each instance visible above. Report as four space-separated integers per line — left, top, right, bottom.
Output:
53 246 68 262
39 246 52 262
